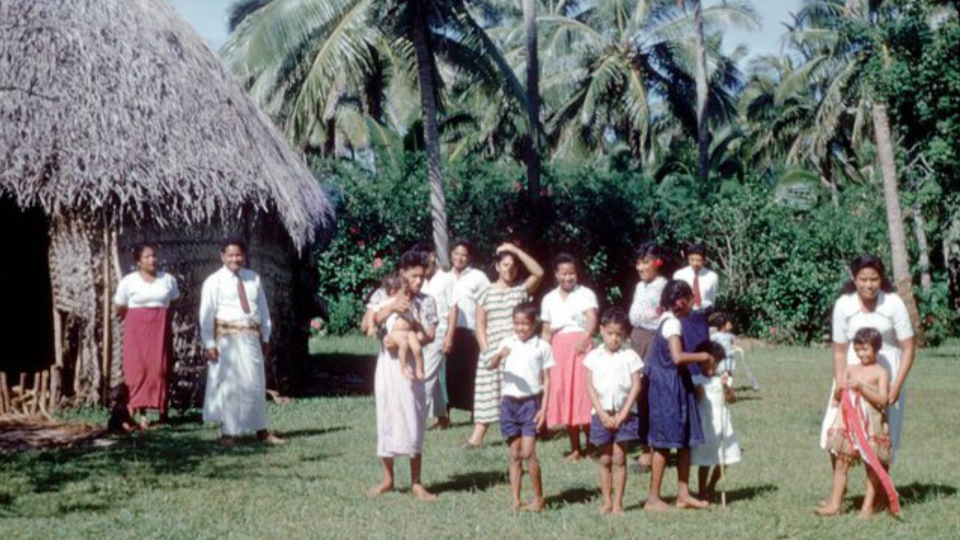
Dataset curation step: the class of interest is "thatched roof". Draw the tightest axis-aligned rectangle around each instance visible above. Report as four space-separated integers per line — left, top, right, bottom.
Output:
0 0 331 248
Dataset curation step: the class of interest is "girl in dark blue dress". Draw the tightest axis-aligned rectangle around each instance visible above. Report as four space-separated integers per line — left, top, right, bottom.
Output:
641 280 716 511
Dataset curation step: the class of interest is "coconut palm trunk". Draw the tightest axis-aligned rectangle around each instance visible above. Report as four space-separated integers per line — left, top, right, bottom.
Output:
872 102 925 342
523 0 541 207
411 0 451 268
693 0 710 184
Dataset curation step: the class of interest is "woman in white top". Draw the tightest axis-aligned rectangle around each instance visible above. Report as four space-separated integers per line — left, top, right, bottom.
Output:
442 239 491 415
629 242 668 360
820 255 916 465
541 253 599 461
114 243 179 428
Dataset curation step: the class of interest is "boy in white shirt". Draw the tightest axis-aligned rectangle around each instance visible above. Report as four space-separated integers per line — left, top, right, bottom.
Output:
585 307 644 515
488 303 554 512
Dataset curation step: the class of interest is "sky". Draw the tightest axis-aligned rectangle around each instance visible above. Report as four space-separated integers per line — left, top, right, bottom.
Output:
164 0 804 58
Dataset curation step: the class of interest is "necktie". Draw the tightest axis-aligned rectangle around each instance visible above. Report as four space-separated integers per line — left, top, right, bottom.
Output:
692 271 702 308
237 275 251 314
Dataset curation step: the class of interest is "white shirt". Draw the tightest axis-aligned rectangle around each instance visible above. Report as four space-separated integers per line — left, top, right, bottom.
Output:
540 285 599 334
629 276 667 330
658 312 682 339
498 335 555 398
832 291 914 368
199 266 272 348
422 269 454 333
114 271 179 308
673 266 719 309
450 267 490 331
583 346 644 412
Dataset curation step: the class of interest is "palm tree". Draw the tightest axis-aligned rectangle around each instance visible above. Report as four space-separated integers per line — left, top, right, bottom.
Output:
784 0 925 339
523 0 542 206
690 0 712 183
528 0 756 167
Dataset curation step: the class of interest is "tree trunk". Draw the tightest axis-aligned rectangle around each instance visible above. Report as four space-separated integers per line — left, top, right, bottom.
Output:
944 207 960 313
911 202 932 294
411 0 451 268
693 0 710 184
523 0 541 207
872 103 925 344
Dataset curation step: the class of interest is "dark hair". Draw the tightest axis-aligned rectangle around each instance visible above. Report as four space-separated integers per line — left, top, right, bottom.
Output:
411 241 435 255
852 327 883 353
494 250 518 265
552 252 578 271
451 238 474 256
132 242 158 261
397 249 427 270
633 241 663 262
381 273 404 294
709 312 734 330
660 280 694 311
695 340 726 362
513 302 539 321
684 243 706 258
600 307 630 330
220 237 247 254
840 254 895 295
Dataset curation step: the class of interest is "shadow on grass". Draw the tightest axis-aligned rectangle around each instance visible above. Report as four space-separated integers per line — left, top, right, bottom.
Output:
296 353 377 397
726 483 778 503
428 470 508 494
545 487 601 508
281 426 350 439
851 482 957 509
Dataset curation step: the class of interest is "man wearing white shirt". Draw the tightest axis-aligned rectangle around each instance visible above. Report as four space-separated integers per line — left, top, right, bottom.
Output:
416 242 454 429
672 244 718 354
200 238 283 447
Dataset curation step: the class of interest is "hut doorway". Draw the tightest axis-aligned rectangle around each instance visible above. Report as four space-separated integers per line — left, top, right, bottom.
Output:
0 196 54 374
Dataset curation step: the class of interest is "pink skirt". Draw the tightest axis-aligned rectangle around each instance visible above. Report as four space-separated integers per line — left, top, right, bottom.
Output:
547 332 593 427
121 307 172 412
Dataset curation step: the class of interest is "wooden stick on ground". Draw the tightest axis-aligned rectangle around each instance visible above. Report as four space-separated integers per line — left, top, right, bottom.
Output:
0 372 8 414
30 372 41 415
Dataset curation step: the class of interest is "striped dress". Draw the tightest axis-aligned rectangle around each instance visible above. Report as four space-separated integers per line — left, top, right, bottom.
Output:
474 284 530 424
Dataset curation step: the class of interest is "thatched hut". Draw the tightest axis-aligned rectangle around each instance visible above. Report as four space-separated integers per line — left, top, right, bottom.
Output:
0 0 333 406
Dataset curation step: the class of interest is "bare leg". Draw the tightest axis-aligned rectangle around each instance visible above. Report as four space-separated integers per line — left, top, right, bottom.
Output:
612 442 628 515
644 448 672 511
508 437 523 511
565 426 585 461
367 457 395 497
697 466 709 499
598 444 613 514
816 457 848 516
860 465 880 519
636 447 652 469
467 423 489 447
676 448 709 509
408 333 425 381
410 454 436 501
522 437 544 512
705 466 723 501
393 331 413 380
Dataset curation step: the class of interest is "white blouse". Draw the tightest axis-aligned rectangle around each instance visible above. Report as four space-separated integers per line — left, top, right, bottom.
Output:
832 291 914 368
629 276 667 330
114 271 179 309
199 267 272 348
583 346 644 412
673 266 719 309
450 267 490 331
423 269 454 333
498 335 555 398
541 285 599 335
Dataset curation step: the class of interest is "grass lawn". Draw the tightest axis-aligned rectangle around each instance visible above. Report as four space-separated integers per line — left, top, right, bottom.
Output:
2 339 959 539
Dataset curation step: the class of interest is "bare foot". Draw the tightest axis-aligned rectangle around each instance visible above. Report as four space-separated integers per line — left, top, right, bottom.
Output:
400 366 413 380
815 505 840 517
411 484 437 502
523 499 544 512
565 450 585 462
367 481 394 498
611 506 624 516
858 507 876 520
676 495 709 510
429 417 450 431
258 433 286 445
643 497 672 512
600 502 612 515
139 416 150 430
415 368 425 381
219 436 235 448
510 500 522 512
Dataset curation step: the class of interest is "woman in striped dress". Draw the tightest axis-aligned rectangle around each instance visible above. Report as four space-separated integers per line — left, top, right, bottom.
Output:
465 243 544 447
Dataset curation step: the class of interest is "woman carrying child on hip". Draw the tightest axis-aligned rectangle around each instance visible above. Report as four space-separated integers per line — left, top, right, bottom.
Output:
488 303 554 512
640 280 715 511
585 307 644 515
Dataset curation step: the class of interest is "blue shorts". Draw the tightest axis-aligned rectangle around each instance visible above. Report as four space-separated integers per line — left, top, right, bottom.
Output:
500 395 542 440
589 411 640 447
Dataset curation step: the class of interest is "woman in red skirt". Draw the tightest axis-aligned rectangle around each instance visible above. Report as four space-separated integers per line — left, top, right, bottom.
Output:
114 243 179 428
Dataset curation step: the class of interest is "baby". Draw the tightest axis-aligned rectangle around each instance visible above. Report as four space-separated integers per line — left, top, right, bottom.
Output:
380 274 425 381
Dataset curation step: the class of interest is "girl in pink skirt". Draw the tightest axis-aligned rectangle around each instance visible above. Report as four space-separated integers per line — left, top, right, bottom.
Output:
541 253 599 461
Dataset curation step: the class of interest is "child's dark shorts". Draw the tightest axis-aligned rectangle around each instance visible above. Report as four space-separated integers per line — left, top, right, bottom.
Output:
500 394 542 440
589 411 641 447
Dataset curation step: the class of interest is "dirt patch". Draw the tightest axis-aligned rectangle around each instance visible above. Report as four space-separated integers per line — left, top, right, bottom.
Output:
0 415 112 455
